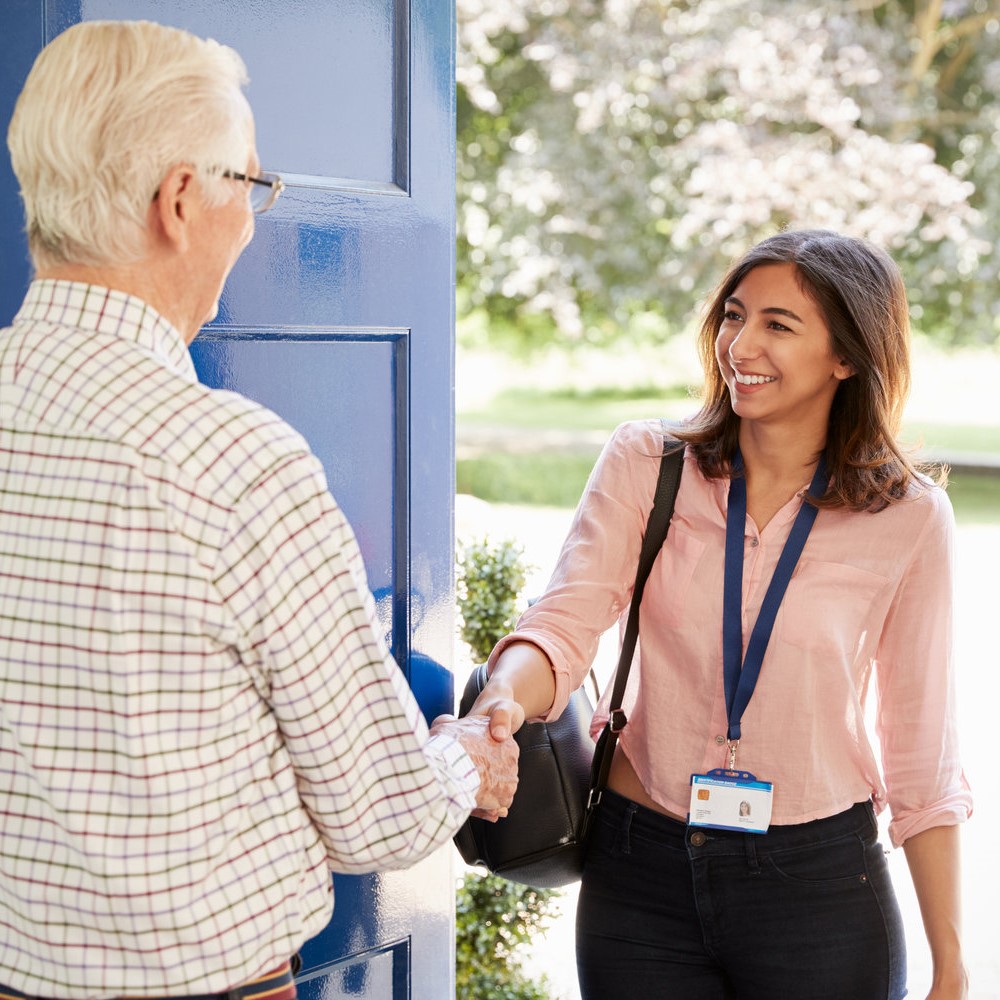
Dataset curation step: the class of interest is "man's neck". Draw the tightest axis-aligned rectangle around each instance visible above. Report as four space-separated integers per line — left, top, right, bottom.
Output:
34 260 197 343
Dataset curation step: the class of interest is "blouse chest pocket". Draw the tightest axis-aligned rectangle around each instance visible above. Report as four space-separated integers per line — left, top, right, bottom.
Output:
647 525 708 629
777 559 890 655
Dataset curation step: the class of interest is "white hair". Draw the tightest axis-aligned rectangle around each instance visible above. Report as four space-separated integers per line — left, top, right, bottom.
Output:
7 19 253 270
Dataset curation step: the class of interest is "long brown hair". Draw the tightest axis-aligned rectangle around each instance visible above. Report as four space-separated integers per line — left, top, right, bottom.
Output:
674 230 942 511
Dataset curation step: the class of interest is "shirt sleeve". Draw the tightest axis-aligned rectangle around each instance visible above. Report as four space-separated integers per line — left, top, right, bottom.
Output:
214 446 479 873
873 486 973 847
488 420 662 720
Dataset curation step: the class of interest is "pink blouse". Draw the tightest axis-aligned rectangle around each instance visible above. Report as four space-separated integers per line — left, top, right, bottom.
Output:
489 420 972 846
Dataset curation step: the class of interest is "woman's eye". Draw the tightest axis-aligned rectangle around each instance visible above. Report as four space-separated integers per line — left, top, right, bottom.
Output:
768 320 791 332
723 310 743 322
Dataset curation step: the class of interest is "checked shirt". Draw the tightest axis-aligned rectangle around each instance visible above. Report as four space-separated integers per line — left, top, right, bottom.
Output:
0 281 478 998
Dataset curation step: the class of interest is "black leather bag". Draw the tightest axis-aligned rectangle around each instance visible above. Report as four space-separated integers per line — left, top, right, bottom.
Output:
453 663 595 888
453 436 684 888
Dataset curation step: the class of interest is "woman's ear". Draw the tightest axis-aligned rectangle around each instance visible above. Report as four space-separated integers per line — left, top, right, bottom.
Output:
834 357 855 381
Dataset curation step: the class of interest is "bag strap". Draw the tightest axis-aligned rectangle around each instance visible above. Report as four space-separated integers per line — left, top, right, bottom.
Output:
587 426 684 807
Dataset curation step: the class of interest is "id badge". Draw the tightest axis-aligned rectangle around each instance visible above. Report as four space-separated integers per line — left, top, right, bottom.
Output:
688 769 773 834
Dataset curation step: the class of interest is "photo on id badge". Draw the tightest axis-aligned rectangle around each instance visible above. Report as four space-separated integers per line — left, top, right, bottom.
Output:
688 769 773 833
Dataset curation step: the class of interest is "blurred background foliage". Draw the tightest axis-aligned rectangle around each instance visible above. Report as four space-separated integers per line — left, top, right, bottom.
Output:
456 0 1000 352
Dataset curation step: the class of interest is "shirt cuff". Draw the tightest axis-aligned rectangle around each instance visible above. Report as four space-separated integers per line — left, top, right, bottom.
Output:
426 730 480 812
487 633 572 723
888 777 974 848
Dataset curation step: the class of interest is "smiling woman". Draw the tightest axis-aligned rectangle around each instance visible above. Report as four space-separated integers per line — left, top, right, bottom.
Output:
715 262 854 462
465 230 972 1000
682 230 923 513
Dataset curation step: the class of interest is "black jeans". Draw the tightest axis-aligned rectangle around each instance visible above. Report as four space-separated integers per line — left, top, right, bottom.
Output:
576 791 907 1000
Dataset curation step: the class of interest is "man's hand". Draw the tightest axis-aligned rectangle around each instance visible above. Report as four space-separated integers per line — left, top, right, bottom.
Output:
431 714 519 822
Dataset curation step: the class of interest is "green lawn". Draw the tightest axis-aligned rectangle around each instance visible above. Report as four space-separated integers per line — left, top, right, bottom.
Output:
458 384 696 431
457 451 599 509
457 385 1000 524
459 385 1000 453
944 473 1000 524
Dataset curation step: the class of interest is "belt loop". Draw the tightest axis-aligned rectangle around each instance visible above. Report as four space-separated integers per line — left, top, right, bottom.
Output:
617 801 638 856
744 832 760 874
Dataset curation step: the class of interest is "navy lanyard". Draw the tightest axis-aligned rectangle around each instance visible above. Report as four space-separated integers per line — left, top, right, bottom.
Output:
722 450 828 752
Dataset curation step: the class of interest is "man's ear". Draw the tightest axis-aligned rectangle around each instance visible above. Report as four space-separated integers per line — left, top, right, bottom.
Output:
150 163 197 253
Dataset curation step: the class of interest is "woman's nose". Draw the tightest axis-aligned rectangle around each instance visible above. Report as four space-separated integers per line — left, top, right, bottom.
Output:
728 323 761 361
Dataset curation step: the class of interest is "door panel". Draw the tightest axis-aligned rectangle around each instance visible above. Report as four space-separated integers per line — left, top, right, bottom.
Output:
0 1 457 997
46 0 410 192
190 334 405 636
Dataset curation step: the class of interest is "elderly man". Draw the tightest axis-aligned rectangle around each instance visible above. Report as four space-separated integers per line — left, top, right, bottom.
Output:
0 19 517 1000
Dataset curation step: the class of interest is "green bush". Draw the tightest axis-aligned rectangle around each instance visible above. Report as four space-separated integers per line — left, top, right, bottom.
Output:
457 537 529 662
455 537 560 999
455 872 559 1000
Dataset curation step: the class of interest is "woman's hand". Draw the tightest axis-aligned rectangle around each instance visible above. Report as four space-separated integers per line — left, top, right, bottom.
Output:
923 968 968 1000
441 640 557 819
466 639 557 743
464 674 527 742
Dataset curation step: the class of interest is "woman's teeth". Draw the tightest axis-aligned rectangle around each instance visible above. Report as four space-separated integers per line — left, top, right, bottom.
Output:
734 372 776 385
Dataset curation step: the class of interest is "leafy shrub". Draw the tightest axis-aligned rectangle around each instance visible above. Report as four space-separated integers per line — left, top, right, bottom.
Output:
455 537 560 999
456 872 558 1000
457 537 529 662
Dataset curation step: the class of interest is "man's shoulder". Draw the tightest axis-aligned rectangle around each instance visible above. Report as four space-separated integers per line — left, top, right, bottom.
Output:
2 307 320 506
137 376 315 498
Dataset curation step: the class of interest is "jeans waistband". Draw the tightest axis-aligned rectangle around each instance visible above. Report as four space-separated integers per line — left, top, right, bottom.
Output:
0 961 295 1000
597 789 877 854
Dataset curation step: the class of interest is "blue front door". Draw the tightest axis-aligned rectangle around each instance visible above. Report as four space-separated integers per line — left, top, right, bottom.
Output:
0 3 459 998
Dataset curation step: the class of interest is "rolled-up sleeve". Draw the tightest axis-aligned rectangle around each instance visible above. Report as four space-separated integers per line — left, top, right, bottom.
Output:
873 486 973 847
487 421 662 721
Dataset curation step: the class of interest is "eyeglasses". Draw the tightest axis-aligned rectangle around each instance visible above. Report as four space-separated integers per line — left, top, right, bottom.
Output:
223 170 285 214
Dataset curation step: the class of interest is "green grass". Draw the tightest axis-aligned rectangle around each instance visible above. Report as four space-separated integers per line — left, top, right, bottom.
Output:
460 387 1000 456
458 385 695 432
901 423 1000 454
457 454 1000 524
457 451 598 508
457 385 1000 523
945 474 1000 524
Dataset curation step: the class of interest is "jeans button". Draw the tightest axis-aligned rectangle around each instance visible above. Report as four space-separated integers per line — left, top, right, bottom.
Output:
690 831 707 847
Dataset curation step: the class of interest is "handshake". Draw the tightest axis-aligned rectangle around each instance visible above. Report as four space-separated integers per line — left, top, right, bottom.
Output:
431 700 522 821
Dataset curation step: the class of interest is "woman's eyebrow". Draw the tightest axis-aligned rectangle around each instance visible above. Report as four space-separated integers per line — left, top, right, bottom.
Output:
724 295 803 323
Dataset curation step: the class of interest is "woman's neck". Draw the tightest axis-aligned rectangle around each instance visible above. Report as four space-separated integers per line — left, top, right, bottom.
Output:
737 423 826 530
738 417 826 475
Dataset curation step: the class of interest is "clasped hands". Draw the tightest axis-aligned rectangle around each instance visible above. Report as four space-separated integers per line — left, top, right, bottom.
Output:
431 676 525 822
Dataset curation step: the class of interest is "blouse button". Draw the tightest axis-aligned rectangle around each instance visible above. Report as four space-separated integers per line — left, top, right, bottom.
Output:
715 735 726 745
750 538 759 547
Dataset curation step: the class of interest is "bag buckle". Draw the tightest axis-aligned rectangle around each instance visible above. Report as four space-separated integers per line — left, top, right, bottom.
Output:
609 709 628 733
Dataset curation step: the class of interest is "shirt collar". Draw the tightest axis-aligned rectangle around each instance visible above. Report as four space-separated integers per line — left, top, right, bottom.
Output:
15 279 197 381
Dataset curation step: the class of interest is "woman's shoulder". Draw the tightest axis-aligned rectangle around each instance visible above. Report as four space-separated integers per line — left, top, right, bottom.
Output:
607 417 695 452
904 477 956 537
607 418 663 449
597 420 707 501
837 473 955 536
893 473 953 520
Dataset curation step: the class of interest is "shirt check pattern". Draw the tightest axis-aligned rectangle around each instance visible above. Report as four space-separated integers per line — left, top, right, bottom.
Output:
0 281 478 998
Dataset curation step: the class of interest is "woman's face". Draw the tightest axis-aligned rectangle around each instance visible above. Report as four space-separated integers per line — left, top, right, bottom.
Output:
714 262 853 436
